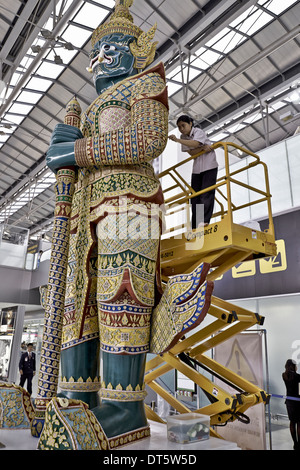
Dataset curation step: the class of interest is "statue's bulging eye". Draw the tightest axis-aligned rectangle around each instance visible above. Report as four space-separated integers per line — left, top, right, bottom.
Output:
102 44 116 52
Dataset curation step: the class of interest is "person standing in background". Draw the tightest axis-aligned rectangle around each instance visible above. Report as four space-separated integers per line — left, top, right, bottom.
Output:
282 359 300 450
19 343 36 396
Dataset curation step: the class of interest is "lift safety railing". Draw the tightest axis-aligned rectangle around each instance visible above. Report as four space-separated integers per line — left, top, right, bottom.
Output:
159 141 275 239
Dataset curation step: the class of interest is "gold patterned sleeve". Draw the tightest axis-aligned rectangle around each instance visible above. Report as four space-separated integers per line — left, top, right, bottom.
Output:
74 73 169 167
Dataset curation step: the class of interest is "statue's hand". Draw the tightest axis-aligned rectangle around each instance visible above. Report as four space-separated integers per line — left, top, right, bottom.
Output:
50 123 83 145
46 142 76 172
46 123 83 172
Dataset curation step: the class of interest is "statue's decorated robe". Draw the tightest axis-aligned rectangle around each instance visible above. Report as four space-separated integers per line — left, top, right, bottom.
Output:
61 63 168 355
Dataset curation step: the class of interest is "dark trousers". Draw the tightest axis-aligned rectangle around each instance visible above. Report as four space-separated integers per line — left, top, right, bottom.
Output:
191 167 218 228
20 373 33 395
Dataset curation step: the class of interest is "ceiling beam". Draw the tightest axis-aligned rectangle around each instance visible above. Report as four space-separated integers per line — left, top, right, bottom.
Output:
154 0 257 71
198 62 300 133
170 25 300 119
0 0 83 117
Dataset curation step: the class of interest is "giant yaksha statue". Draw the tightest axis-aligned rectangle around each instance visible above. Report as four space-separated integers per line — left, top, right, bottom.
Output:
36 0 213 449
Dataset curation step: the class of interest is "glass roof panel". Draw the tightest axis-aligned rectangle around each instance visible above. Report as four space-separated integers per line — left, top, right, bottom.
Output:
17 91 43 105
167 82 182 96
192 49 221 69
49 47 78 65
243 113 262 124
8 103 33 115
36 58 64 80
73 3 108 29
205 28 231 47
212 30 246 54
4 114 26 125
166 66 182 79
18 56 35 72
60 24 92 48
10 72 23 87
234 9 273 36
227 122 246 133
172 66 199 83
211 132 230 141
0 135 10 143
26 76 52 92
259 0 298 15
93 0 115 7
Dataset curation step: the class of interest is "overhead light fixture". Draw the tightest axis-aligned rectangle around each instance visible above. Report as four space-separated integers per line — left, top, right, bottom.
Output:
54 54 63 65
63 42 74 50
41 29 54 39
31 45 42 53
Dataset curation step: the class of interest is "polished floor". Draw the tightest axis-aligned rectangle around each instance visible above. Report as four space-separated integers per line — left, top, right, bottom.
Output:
0 419 295 451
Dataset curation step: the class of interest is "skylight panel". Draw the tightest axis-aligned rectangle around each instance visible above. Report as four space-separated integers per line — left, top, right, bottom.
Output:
258 0 298 15
167 82 182 97
211 132 230 141
4 114 26 125
186 67 202 81
93 0 115 7
227 122 246 133
0 173 56 222
166 65 182 80
26 76 52 92
205 28 231 48
243 113 262 124
73 3 108 29
18 56 35 72
37 59 63 80
10 72 23 87
8 103 33 115
229 7 255 29
268 101 286 111
233 9 273 36
17 91 43 105
192 49 221 70
172 66 200 83
0 134 10 143
212 30 246 54
61 24 92 48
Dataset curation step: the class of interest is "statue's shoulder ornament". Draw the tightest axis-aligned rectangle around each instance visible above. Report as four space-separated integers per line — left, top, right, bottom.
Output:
130 62 169 110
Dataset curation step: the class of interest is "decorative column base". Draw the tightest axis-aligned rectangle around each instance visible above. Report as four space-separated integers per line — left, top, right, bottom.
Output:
37 397 110 450
30 398 52 437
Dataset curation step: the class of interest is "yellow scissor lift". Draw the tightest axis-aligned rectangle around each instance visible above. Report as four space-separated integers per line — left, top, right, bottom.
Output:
145 142 277 438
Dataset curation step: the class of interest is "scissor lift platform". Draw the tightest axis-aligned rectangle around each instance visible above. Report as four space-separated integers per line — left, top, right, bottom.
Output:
146 142 276 437
161 215 276 281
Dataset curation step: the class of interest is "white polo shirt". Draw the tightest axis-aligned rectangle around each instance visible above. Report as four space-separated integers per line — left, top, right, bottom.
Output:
181 126 218 174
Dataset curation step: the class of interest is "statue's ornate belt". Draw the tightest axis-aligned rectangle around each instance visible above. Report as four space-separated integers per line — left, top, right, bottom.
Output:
75 164 156 191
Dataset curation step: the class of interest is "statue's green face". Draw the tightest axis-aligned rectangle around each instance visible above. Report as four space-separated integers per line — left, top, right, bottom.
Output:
89 33 136 94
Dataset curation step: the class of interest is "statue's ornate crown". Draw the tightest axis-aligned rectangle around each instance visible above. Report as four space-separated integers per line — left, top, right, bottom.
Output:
91 0 158 70
92 0 142 46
